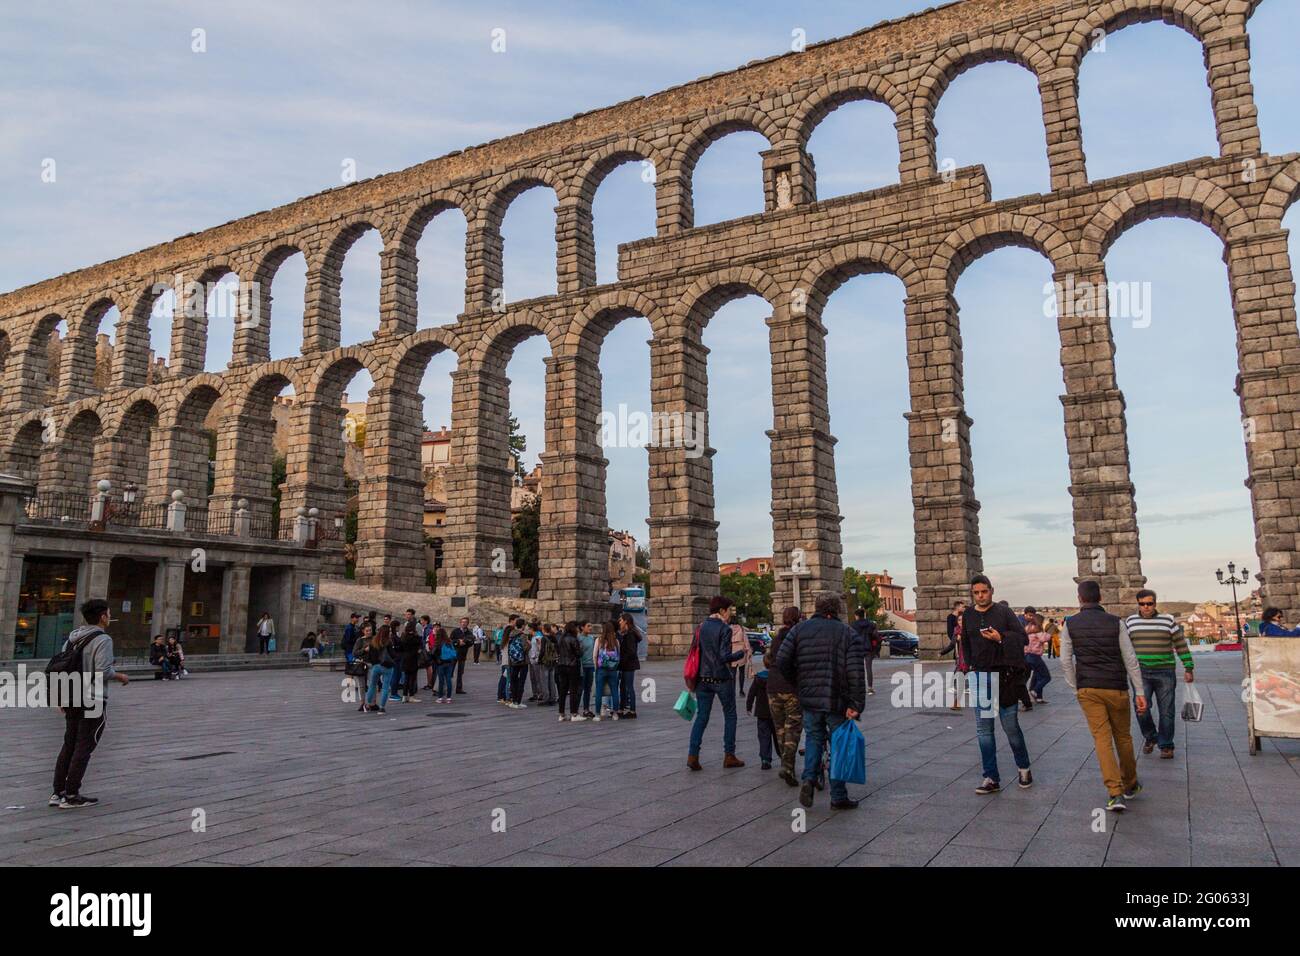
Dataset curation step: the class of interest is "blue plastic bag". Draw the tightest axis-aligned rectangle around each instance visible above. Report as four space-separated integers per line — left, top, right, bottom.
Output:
829 719 866 785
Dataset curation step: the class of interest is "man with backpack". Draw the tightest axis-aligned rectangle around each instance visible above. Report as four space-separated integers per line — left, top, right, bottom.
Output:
851 606 881 696
49 599 129 809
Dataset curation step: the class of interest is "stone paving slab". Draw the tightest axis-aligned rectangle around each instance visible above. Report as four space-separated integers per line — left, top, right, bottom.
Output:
0 652 1296 866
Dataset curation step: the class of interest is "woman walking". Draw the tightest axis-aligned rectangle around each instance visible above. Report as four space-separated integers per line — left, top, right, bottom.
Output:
433 626 458 703
593 622 622 720
555 621 585 721
361 622 397 714
1023 607 1051 704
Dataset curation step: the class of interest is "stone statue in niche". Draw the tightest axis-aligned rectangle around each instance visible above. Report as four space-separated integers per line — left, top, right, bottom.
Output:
776 170 793 209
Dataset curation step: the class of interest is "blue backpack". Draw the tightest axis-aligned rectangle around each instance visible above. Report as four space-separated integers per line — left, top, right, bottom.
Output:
507 634 527 664
439 641 457 662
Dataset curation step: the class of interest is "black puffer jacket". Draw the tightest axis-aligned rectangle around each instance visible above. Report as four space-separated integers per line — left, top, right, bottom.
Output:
556 631 583 668
774 614 865 714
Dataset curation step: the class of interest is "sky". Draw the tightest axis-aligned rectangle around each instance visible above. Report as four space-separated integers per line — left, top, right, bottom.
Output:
3 0 1299 606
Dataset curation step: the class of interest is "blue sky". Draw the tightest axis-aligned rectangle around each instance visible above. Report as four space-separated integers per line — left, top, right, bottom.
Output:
4 1 1298 606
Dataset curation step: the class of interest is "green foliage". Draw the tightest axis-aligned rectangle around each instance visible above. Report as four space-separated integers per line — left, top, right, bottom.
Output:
633 568 651 598
721 571 774 626
508 415 527 479
512 493 540 582
635 545 651 569
844 566 891 628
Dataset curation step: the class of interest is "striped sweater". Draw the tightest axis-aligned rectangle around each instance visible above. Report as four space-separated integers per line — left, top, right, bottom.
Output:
1123 613 1193 670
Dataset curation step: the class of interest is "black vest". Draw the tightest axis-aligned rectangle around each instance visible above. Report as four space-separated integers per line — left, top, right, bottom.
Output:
1067 604 1127 690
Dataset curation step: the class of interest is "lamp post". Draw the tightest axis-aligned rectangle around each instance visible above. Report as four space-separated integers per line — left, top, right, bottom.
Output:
123 482 137 506
1216 562 1249 642
849 584 858 615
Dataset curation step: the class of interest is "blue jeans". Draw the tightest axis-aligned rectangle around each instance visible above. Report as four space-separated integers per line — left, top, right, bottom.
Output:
1025 653 1051 698
619 671 637 713
497 665 509 700
581 665 595 711
436 662 455 698
688 679 737 757
594 668 620 713
970 673 1030 783
801 709 850 802
1136 666 1177 750
365 664 395 707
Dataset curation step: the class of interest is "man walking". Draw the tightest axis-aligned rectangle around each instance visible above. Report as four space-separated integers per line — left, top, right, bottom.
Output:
341 612 360 664
775 592 865 810
51 599 129 809
960 575 1033 795
850 606 880 696
1060 580 1147 812
686 596 746 771
451 616 473 694
1122 589 1190 760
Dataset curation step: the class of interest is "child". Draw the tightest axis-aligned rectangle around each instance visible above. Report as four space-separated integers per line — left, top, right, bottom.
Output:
746 660 774 770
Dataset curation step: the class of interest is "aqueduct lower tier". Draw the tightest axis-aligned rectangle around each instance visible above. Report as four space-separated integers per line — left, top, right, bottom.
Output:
2 0 1298 655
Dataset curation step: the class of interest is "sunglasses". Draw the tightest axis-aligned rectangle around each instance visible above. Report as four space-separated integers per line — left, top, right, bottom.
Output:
1137 601 1155 607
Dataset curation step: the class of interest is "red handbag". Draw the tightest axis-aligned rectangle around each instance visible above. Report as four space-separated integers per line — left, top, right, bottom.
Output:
683 625 701 691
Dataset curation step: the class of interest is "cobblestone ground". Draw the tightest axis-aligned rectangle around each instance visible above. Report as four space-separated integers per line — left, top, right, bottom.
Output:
0 652 1296 866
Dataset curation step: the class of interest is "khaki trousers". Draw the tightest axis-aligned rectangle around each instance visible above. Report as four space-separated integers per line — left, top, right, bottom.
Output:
1077 687 1138 797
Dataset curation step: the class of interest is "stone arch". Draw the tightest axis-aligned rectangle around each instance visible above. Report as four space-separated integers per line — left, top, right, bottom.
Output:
301 345 386 407
387 191 475 331
481 167 565 230
111 284 168 388
1258 157 1300 227
1058 0 1221 75
1079 177 1251 261
247 242 310 361
795 241 923 308
103 388 164 437
62 295 122 398
666 109 783 229
677 266 783 339
382 326 464 395
156 375 226 505
226 361 303 420
212 364 300 517
790 71 908 151
564 289 671 364
108 396 163 499
572 138 666 204
1 411 48 483
44 406 105 497
303 218 390 352
471 309 564 371
395 189 476 248
927 212 1079 288
166 373 226 431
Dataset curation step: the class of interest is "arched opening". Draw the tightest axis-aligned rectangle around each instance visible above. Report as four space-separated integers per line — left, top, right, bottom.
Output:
414 206 468 327
338 228 382 347
202 272 242 372
42 317 67 405
591 160 656 285
3 419 46 484
1107 218 1254 600
701 292 775 625
111 400 161 516
805 98 900 200
502 333 550 596
266 249 307 361
44 409 104 502
691 130 768 226
1248 1 1300 157
957 246 1074 605
148 288 174 382
500 184 558 303
169 383 223 508
819 269 912 616
85 301 119 392
211 373 295 529
933 61 1050 199
1077 22 1218 181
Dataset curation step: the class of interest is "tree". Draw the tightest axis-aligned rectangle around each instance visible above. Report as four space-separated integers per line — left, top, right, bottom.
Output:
721 571 775 626
844 566 891 629
508 415 527 479
512 492 541 589
635 545 651 569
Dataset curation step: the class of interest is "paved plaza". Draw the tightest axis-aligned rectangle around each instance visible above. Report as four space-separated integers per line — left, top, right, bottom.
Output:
1 652 1297 867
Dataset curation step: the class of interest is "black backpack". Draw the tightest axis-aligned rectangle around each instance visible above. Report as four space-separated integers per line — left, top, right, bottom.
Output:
44 629 102 677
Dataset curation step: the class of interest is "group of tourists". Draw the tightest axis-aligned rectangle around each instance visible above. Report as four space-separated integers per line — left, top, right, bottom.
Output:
339 609 644 721
683 577 1203 815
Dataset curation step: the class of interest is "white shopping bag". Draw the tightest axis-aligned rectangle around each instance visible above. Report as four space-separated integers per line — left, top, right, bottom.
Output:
1180 682 1203 722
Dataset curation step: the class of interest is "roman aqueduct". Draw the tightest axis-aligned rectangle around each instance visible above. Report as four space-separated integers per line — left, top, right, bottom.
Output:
1 0 1296 654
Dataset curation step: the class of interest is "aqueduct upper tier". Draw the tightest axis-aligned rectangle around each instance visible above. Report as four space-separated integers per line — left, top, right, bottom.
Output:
3 0 1297 655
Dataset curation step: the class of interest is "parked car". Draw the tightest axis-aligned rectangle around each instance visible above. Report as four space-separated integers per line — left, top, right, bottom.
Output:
746 631 770 656
879 629 919 657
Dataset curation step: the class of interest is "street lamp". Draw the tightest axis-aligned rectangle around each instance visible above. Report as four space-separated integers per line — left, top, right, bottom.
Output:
849 584 858 614
1216 561 1249 642
123 482 137 506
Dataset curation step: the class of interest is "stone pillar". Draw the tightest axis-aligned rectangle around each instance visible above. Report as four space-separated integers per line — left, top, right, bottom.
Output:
441 365 517 597
904 291 982 655
379 241 419 337
230 260 269 366
656 171 693 235
354 384 426 590
647 333 717 656
170 273 206 377
536 354 610 623
899 105 937 184
150 423 210 508
302 253 341 354
555 197 595 294
1226 231 1300 618
1052 266 1145 604
283 398 349 576
83 553 113 601
768 307 842 617
219 563 251 654
211 411 277 519
4 341 54 412
0 474 35 657
464 220 504 313
1205 30 1262 160
157 557 188 636
1040 70 1088 191
761 145 817 211
111 302 151 389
